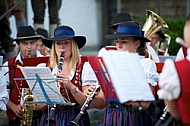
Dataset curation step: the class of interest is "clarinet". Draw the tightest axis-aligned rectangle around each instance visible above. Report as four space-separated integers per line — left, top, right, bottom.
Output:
155 106 174 126
70 84 100 126
46 52 64 124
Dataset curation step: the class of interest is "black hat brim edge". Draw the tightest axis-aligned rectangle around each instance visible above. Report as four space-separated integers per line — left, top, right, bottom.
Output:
42 35 86 49
13 35 42 42
110 21 135 28
105 34 151 43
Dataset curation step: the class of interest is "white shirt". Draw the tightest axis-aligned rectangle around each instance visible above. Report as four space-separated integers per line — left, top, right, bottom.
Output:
175 47 184 61
158 48 190 100
0 69 9 111
147 45 160 63
38 61 98 86
139 56 159 86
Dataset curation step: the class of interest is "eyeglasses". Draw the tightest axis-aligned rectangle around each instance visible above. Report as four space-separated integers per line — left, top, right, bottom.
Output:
55 40 71 46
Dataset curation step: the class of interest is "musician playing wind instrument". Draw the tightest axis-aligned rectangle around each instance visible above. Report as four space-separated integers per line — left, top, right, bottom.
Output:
39 25 106 126
1 26 43 126
176 14 190 61
96 22 159 126
158 13 190 125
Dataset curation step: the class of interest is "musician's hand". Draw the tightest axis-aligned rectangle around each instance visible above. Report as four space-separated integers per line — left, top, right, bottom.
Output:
56 73 72 89
83 85 96 97
12 104 23 118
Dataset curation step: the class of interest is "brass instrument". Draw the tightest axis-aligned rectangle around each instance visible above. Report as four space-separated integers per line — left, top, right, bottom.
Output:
142 10 169 59
70 84 100 126
157 33 171 56
142 10 169 38
20 88 34 126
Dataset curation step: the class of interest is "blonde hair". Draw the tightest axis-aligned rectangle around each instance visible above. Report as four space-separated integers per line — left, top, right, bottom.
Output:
49 38 81 70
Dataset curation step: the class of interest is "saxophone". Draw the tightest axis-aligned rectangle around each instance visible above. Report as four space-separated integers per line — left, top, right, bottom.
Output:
20 53 34 126
20 88 34 126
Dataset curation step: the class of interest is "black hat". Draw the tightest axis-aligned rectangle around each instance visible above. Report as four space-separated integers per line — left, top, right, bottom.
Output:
36 28 48 38
155 30 166 40
13 26 41 42
42 25 86 49
105 22 150 43
111 12 133 28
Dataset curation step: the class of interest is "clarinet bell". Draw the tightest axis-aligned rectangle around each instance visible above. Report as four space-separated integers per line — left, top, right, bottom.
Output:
70 120 80 126
46 107 56 124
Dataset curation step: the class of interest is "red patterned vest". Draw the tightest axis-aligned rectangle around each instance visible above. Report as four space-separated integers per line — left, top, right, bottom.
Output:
175 59 190 124
59 56 88 103
6 57 28 120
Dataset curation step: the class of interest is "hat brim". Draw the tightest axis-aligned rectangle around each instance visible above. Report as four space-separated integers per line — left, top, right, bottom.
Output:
110 21 135 28
13 35 42 42
42 35 86 49
105 34 151 43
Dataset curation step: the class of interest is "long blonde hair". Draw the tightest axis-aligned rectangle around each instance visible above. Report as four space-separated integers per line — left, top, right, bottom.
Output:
49 38 81 70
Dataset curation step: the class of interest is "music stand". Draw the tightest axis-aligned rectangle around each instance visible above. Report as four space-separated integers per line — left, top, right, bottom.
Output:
87 56 119 102
14 68 71 126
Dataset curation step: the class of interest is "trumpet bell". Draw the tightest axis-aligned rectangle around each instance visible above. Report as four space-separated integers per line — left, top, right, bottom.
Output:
142 10 169 38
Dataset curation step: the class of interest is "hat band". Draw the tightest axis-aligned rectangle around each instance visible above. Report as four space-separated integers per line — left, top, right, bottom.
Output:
117 26 142 36
54 29 74 36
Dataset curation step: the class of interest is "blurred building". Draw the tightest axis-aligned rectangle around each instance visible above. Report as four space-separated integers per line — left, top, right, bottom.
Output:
9 0 189 56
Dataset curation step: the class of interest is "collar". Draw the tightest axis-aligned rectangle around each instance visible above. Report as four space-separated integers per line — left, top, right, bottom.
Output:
139 55 145 59
15 50 43 65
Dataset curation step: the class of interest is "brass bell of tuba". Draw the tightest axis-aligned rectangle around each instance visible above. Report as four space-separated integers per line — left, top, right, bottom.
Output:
142 10 169 38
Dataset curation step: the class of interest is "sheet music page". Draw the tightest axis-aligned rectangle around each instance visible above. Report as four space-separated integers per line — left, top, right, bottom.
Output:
102 50 155 103
20 67 65 104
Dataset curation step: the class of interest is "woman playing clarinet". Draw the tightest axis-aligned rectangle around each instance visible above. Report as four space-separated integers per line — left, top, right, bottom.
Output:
38 25 106 126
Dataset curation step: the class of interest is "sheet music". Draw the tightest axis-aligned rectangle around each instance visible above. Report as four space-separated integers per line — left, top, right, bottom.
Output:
20 67 65 104
102 50 155 103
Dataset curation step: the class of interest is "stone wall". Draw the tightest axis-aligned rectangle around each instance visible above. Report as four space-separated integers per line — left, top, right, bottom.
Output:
121 0 187 18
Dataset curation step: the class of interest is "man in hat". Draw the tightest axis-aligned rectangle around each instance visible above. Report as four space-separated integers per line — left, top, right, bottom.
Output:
1 25 43 125
36 28 49 56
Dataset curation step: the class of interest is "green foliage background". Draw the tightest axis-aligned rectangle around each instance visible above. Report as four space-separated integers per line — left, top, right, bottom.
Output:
134 14 186 56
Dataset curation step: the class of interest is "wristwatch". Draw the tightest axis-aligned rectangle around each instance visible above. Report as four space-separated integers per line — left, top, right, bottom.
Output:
71 87 79 94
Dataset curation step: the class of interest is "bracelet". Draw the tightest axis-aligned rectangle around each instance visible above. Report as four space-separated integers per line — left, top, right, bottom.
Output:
71 87 79 94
